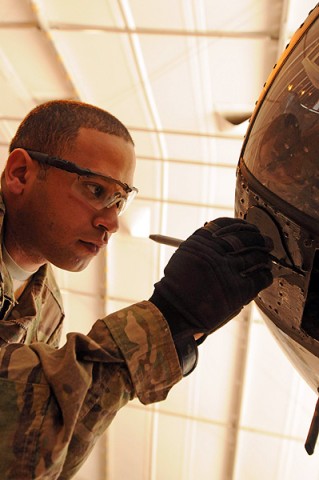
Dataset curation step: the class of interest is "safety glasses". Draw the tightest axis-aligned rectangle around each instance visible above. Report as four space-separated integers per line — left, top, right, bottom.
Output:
25 149 138 216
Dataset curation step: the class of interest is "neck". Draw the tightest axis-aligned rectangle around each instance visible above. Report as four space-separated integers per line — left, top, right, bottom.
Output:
3 228 45 272
2 244 38 279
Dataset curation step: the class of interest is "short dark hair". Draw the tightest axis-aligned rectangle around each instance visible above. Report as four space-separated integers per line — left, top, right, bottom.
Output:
9 100 134 156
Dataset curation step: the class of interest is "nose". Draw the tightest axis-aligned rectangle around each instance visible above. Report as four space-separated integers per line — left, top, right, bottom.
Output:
92 206 119 234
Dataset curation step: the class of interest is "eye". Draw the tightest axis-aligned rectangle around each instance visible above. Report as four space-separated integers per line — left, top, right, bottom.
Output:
115 198 125 211
84 182 106 199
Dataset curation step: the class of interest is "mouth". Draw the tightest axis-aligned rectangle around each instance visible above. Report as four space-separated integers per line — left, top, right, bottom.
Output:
79 240 106 255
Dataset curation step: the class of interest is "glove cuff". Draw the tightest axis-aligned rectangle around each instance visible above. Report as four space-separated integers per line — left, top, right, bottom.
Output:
149 289 188 336
149 292 199 375
173 334 198 376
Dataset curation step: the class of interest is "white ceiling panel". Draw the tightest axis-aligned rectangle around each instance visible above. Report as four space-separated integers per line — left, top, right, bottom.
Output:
125 0 192 30
0 0 35 23
0 119 21 143
50 30 157 126
206 38 277 113
0 71 34 117
287 0 319 34
138 34 211 131
128 0 282 32
201 0 283 32
0 28 74 103
34 0 124 27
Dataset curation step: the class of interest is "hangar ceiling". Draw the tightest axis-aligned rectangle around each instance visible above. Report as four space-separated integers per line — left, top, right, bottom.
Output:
0 1 319 479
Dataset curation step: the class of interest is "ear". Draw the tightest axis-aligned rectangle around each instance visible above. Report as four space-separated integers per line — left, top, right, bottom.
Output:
4 149 37 195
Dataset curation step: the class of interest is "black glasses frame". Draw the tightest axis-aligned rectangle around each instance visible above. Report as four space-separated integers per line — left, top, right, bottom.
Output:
24 149 138 195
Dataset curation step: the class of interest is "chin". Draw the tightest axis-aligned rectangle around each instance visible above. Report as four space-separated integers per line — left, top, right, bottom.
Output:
51 256 92 273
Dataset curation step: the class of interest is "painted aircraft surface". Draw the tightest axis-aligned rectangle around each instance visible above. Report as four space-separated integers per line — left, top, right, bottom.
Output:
234 2 319 454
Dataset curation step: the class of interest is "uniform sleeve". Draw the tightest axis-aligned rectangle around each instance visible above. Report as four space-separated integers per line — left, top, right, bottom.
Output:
0 301 182 480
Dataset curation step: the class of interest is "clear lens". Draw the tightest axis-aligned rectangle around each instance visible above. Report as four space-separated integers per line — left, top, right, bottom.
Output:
71 175 132 215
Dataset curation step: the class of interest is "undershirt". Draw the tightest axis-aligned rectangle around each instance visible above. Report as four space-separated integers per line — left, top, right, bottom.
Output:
2 245 38 300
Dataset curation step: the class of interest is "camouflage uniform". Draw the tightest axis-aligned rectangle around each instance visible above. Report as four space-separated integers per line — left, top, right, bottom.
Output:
0 196 182 479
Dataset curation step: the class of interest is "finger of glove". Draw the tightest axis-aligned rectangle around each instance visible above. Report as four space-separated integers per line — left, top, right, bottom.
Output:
174 238 273 295
180 234 272 263
194 227 273 254
229 249 273 276
225 232 274 253
217 262 273 306
201 220 269 244
239 267 273 303
163 247 272 321
203 217 257 236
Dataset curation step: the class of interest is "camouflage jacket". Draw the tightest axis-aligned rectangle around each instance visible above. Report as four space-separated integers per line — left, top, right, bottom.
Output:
0 197 182 479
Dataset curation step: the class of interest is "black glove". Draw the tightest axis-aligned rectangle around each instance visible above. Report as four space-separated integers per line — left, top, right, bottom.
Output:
150 217 273 339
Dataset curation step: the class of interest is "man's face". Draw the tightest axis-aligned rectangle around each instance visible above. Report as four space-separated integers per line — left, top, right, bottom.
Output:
9 128 136 272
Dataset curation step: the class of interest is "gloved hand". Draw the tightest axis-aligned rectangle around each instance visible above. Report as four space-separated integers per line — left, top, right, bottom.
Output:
149 217 274 339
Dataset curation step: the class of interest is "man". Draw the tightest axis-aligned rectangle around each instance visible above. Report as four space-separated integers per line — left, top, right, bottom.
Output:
0 100 273 479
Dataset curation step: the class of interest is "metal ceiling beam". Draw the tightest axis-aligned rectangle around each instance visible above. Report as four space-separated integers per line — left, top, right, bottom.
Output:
0 117 246 140
0 22 278 41
128 125 246 140
37 22 279 41
137 155 238 168
221 306 253 479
